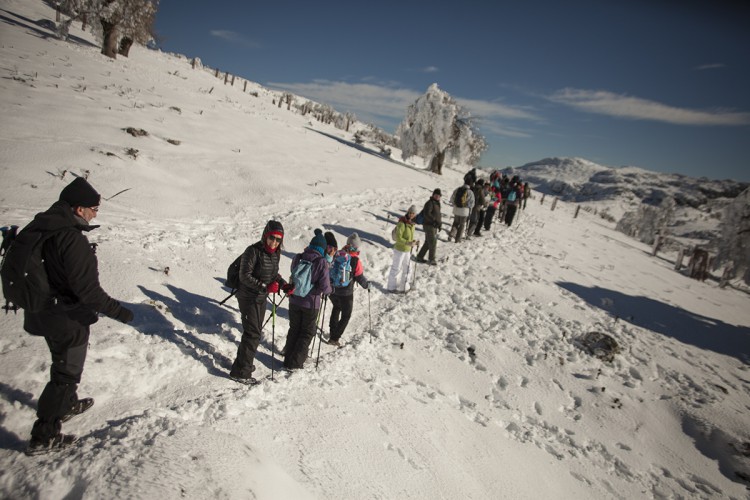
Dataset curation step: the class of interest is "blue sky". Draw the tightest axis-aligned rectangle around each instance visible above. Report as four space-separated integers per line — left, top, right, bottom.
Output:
155 0 750 181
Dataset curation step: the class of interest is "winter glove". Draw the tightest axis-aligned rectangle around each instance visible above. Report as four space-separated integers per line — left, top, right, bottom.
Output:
266 281 280 294
282 283 295 295
115 307 134 324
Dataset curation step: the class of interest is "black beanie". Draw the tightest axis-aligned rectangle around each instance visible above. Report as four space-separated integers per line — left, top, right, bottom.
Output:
324 231 338 249
59 177 101 208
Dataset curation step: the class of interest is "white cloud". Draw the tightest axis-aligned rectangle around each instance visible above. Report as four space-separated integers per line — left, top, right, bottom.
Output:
694 63 725 71
549 88 750 126
267 80 420 122
421 66 439 73
267 80 540 137
209 30 260 49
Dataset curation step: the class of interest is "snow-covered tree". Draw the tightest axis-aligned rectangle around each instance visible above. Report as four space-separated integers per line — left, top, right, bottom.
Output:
714 187 750 284
397 84 487 174
616 196 676 245
58 0 159 59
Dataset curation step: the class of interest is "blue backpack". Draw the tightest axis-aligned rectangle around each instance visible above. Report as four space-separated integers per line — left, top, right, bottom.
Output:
507 190 517 202
290 258 314 297
330 251 352 288
415 210 424 225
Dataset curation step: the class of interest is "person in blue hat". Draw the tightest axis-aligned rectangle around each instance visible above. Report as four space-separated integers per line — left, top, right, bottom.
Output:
283 229 332 369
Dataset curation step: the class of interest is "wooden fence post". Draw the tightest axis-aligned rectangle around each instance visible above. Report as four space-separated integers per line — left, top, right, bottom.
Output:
540 193 545 205
674 249 685 271
243 81 247 92
551 198 557 211
215 68 219 78
191 58 196 69
224 73 229 85
719 266 732 288
651 235 661 256
574 205 581 218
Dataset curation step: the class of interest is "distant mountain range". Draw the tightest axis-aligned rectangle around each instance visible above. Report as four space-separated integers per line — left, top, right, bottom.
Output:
491 157 749 248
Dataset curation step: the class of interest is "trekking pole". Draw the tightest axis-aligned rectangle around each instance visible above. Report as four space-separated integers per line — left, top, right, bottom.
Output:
368 288 372 343
315 296 328 370
409 242 420 292
262 293 287 330
310 294 326 357
219 289 237 306
271 293 277 381
310 304 321 357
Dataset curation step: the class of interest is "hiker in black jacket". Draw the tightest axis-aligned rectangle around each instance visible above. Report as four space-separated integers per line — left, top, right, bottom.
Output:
415 188 442 265
20 178 134 455
229 220 290 385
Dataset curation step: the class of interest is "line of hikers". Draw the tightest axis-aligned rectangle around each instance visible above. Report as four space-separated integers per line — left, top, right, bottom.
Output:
1 169 529 455
386 168 530 294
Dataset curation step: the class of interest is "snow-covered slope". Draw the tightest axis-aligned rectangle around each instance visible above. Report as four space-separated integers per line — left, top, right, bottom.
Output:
1 2 749 499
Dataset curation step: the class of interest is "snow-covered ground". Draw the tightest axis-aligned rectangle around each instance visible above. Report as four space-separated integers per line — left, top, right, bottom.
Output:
1 1 749 498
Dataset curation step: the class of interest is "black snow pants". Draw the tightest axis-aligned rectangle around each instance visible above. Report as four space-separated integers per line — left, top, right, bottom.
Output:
31 324 90 441
283 303 319 369
230 294 267 379
329 294 354 342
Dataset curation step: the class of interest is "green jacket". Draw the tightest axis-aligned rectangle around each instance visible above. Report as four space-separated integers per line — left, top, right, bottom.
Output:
394 217 416 252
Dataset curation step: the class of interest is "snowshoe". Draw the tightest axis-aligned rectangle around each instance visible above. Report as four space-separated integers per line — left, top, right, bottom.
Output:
230 375 260 386
25 433 78 456
61 398 94 423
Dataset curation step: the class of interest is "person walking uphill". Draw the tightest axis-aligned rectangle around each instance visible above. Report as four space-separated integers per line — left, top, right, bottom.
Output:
327 232 369 346
387 206 419 293
229 220 290 385
283 229 332 369
448 181 475 243
415 189 442 265
8 177 135 456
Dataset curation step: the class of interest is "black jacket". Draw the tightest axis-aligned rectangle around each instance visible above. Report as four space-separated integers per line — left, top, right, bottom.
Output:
237 241 285 303
421 198 442 229
23 201 126 335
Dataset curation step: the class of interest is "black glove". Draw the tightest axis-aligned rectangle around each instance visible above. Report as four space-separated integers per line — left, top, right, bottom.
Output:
115 307 134 324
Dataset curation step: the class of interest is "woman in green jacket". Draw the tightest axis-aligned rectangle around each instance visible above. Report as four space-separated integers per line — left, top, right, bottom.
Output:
386 205 419 293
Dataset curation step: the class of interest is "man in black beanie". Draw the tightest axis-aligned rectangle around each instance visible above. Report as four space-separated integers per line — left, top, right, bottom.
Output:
16 177 134 455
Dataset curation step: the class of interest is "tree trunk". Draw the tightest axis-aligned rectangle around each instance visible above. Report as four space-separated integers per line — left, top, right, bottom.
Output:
118 37 133 57
428 150 445 175
100 19 118 59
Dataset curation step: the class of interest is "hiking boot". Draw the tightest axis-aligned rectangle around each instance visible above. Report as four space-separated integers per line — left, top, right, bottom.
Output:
415 257 427 264
428 261 437 266
230 375 260 386
61 398 94 423
326 338 341 347
25 433 78 456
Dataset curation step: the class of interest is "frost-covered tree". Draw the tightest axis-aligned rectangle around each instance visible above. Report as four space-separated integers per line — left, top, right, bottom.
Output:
116 0 159 57
58 0 159 59
616 196 676 245
714 187 750 284
397 84 487 174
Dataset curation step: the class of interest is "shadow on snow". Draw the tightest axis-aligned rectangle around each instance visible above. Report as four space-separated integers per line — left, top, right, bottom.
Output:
557 281 750 363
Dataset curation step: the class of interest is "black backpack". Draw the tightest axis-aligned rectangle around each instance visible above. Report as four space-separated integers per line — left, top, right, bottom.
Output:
225 254 242 290
0 226 67 313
